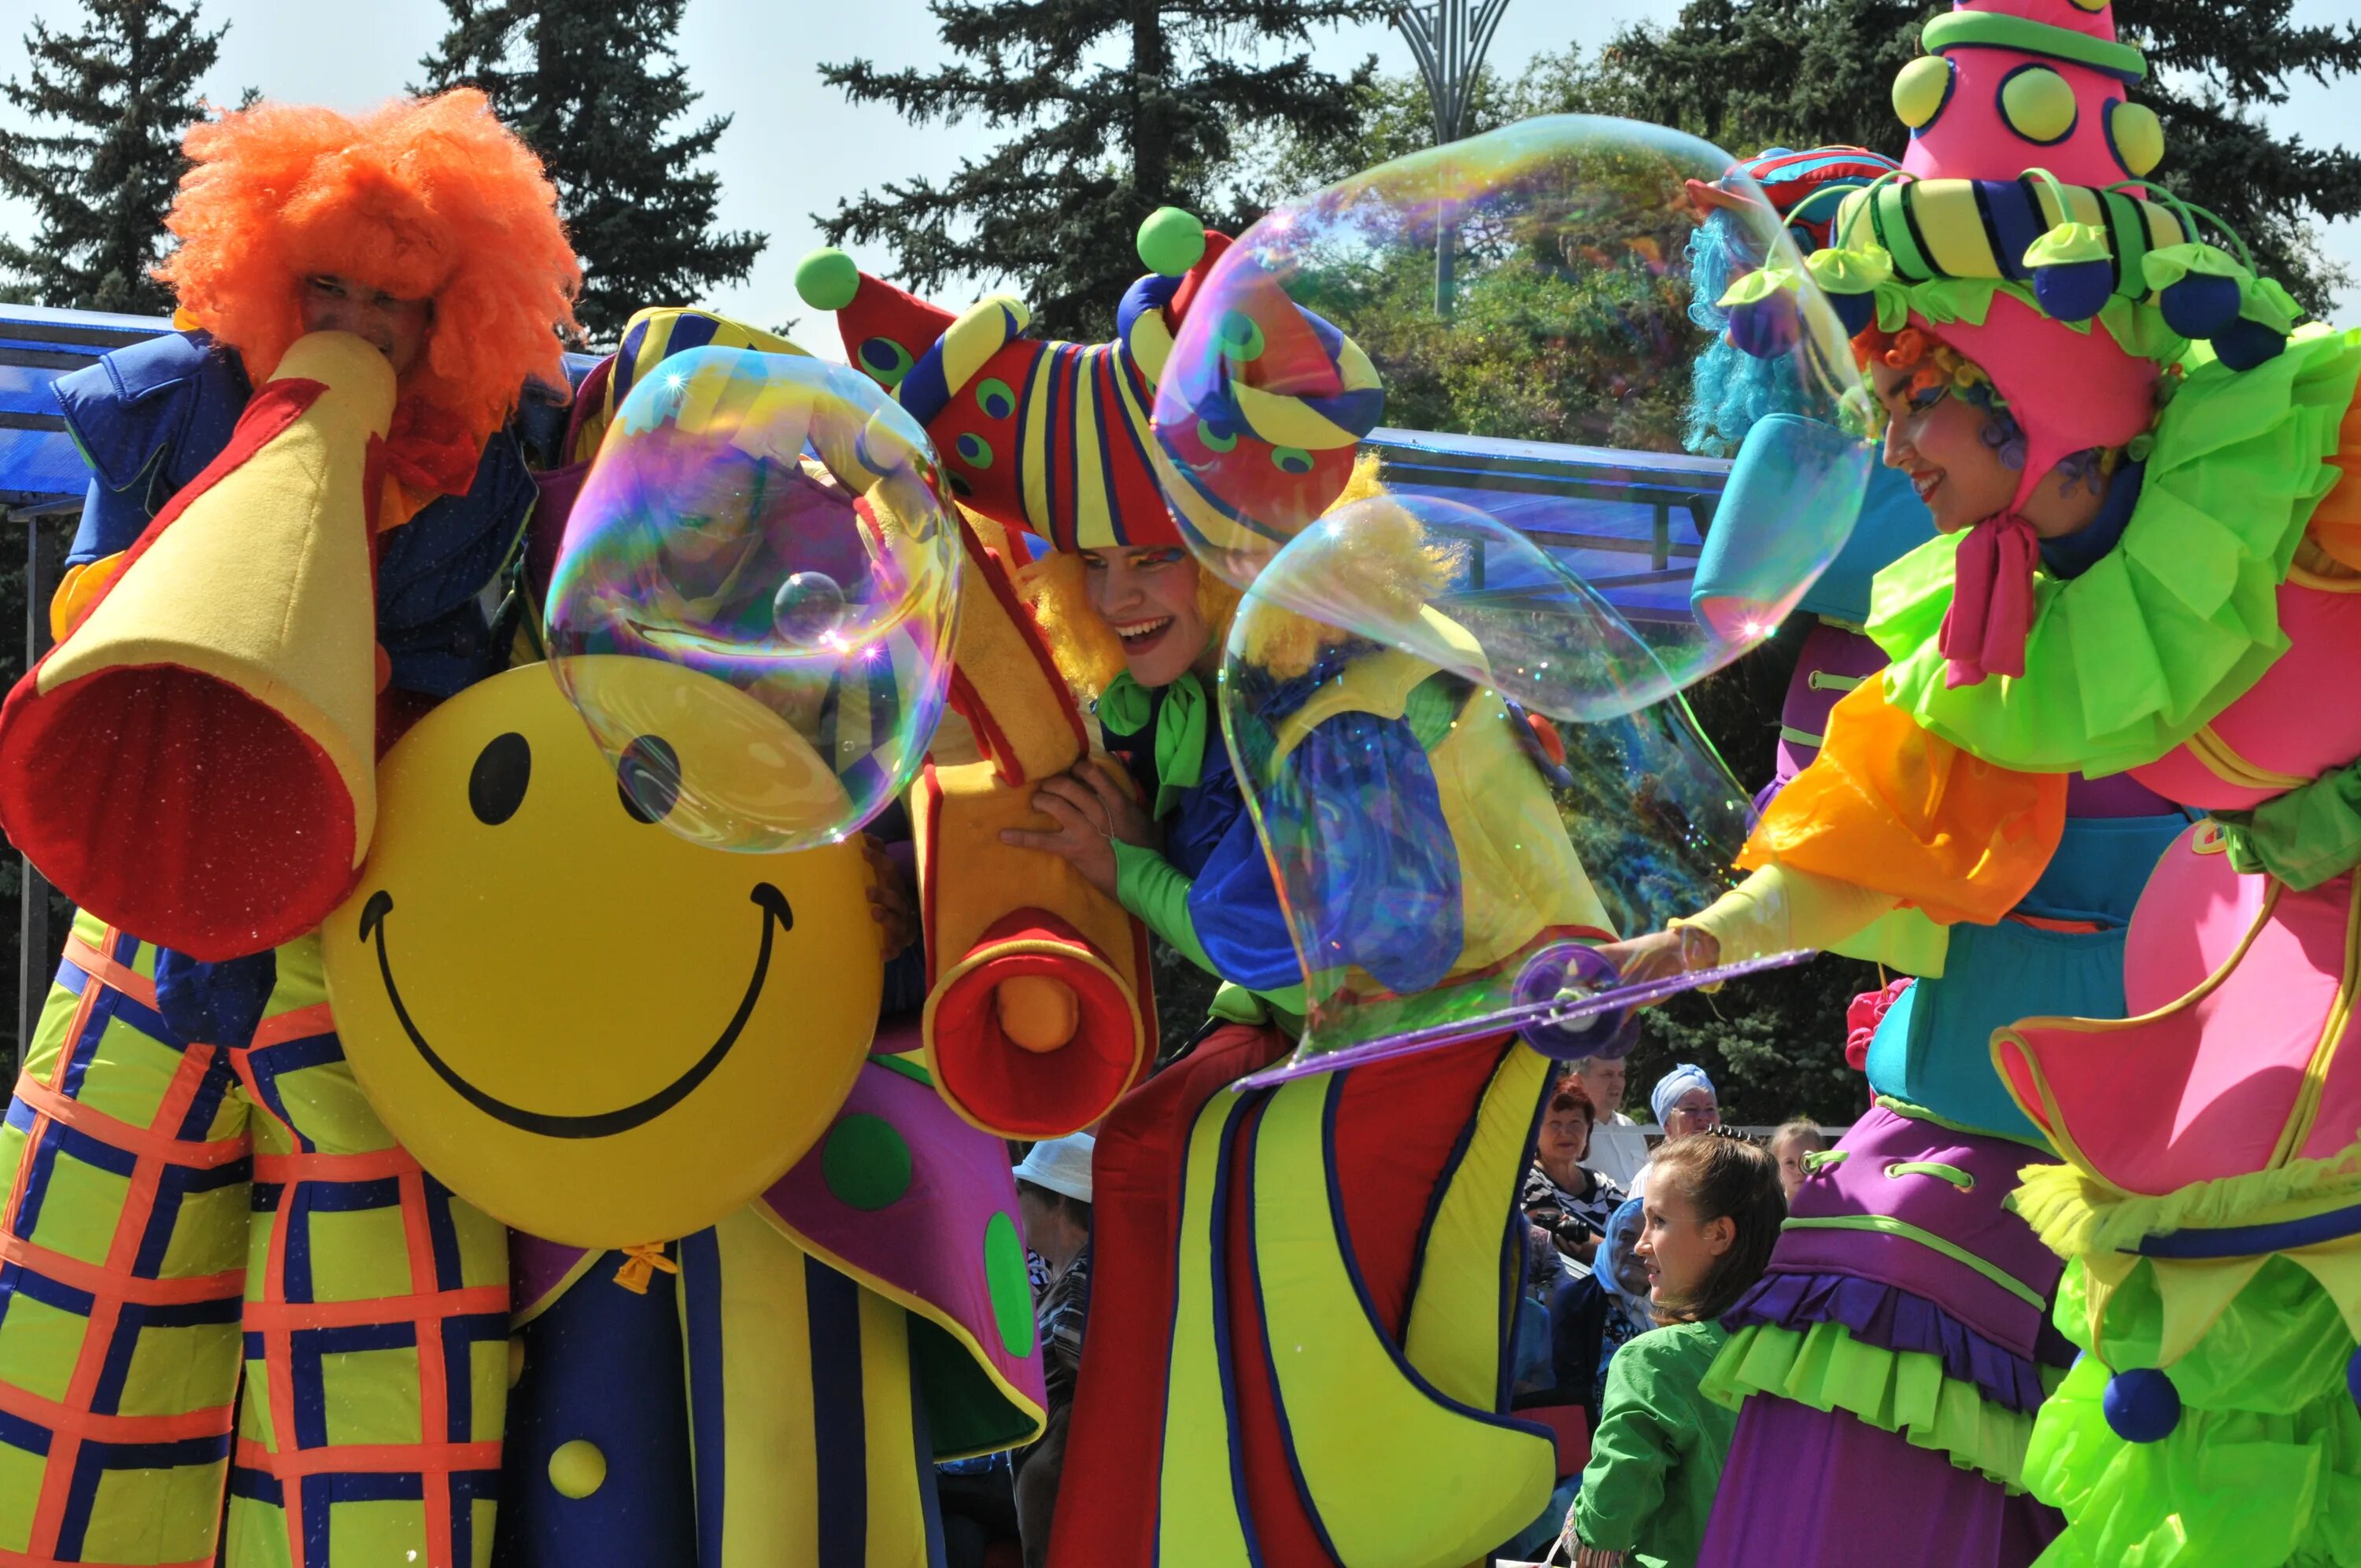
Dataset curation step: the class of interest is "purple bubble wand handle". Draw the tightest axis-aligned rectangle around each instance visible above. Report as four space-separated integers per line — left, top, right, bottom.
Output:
1232 949 1816 1090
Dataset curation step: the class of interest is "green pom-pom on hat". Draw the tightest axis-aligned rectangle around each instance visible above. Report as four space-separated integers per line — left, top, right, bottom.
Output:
1137 207 1206 278
2023 222 2111 270
1807 245 1894 295
795 248 862 312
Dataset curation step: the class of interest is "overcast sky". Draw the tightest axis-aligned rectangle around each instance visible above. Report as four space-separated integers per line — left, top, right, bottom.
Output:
3 0 2356 341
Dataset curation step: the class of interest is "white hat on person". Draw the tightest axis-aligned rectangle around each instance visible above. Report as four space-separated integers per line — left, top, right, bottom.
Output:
1011 1133 1096 1205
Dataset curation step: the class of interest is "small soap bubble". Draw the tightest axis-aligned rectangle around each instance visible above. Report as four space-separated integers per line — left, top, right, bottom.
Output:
772 571 850 649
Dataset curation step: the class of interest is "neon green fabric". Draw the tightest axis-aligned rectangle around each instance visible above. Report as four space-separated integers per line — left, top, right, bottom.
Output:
1574 1322 1737 1568
1869 326 2361 777
1113 839 1214 970
2211 752 2361 889
2026 1259 2361 1567
1702 1321 2055 1491
2009 1138 2361 1260
1098 670 1207 820
1110 839 1306 1016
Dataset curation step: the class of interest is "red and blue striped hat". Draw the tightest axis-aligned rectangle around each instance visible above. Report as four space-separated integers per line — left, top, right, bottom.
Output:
1686 146 1903 253
793 212 1382 553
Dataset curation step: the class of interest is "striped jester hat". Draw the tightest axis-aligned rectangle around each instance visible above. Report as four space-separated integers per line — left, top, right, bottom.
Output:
793 208 1384 553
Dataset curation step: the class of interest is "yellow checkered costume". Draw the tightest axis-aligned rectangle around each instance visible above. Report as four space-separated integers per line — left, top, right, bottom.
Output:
0 911 507 1567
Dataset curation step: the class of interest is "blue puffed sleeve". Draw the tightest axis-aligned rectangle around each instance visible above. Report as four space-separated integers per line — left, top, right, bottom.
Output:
1254 710 1463 995
52 330 248 563
1184 798 1306 994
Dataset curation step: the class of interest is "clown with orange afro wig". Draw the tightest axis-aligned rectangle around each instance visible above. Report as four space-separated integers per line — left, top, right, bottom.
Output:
1 87 582 968
0 88 595 1568
158 87 581 448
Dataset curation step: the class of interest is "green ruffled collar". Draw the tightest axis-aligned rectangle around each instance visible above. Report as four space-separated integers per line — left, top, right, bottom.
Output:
1866 325 2361 777
1096 670 1208 819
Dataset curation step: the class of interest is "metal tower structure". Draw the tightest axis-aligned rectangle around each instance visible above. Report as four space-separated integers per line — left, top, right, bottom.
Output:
1395 0 1514 313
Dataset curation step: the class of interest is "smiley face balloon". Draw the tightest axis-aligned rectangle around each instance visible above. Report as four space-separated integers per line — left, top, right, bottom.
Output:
323 656 882 1247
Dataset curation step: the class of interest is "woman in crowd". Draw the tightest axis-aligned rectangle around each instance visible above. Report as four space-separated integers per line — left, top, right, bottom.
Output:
1566 1136 1786 1568
1651 1064 1722 1139
1524 1080 1629 1284
1551 1195 1654 1422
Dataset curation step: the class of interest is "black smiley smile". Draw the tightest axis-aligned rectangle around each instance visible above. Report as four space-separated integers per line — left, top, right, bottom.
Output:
357 883 793 1138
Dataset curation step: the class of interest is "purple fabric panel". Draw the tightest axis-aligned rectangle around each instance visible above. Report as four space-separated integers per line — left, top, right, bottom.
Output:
763 1057 1045 1407
1772 1108 2062 1354
512 1231 588 1316
1723 1271 2048 1413
1762 623 1894 806
1698 1397 2062 1568
2062 769 2175 818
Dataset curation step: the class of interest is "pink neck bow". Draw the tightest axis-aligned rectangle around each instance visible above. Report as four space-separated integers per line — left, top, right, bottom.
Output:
1938 511 2038 688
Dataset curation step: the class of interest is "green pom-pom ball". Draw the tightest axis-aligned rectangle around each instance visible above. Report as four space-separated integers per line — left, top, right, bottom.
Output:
795 248 861 312
1137 208 1206 278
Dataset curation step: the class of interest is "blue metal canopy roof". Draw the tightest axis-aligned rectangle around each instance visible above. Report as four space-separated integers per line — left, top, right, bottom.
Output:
2 306 1735 624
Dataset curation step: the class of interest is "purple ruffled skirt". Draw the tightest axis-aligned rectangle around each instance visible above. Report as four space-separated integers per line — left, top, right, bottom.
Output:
1693 1107 2068 1568
1700 1400 2064 1566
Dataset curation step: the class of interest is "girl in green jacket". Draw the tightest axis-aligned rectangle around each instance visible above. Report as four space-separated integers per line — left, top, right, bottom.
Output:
1568 1134 1785 1568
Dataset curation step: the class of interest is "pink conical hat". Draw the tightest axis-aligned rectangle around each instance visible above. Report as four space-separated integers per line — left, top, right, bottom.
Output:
1894 0 2163 504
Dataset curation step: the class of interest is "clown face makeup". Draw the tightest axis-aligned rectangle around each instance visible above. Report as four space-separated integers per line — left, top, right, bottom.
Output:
1870 356 2026 535
301 274 433 376
1081 544 1212 689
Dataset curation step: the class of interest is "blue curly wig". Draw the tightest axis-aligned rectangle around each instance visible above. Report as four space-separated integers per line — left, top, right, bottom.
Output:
1683 209 1816 458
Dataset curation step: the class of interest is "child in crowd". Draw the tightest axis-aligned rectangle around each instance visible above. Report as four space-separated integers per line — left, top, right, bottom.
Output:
1012 1134 1096 1568
1768 1119 1827 1202
1565 1135 1784 1568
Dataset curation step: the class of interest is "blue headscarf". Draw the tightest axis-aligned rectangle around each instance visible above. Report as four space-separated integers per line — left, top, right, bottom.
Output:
1651 1062 1716 1129
1596 1196 1653 1334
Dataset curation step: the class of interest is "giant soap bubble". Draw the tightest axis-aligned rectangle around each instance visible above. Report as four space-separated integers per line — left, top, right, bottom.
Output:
546 347 962 850
1217 553 1794 1081
1151 115 1875 721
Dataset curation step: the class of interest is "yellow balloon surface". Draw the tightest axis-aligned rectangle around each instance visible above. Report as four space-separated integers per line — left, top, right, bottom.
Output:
324 658 881 1247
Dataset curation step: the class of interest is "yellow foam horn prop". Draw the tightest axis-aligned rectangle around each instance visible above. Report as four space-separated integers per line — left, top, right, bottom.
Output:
0 332 393 958
915 514 1155 1135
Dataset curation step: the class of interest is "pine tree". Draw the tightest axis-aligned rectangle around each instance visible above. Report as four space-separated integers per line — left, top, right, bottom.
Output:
1601 0 2361 314
0 0 224 314
419 0 767 343
817 0 1393 342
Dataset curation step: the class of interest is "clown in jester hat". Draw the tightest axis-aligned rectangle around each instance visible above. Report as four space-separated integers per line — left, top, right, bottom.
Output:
796 212 1627 1564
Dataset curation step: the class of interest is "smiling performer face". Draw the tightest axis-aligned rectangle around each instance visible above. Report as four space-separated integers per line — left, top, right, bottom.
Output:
323 657 883 1248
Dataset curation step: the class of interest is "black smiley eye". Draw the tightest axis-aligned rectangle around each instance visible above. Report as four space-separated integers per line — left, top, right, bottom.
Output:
468 732 531 825
617 735 682 824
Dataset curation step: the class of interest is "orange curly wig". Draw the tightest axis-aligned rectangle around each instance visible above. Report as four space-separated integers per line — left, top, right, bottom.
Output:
155 89 582 447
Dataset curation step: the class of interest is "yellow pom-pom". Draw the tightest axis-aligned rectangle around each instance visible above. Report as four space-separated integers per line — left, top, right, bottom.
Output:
549 1439 607 1500
1892 57 1953 130
2110 101 2165 177
998 975 1080 1053
2000 67 2078 145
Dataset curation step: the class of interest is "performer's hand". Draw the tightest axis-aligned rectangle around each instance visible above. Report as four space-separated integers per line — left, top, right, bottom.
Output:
1591 926 1720 993
861 836 919 962
999 761 1151 901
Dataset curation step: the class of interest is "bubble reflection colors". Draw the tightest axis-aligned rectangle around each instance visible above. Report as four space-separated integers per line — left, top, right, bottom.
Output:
545 347 962 851
1153 114 1875 721
1219 572 1757 1073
